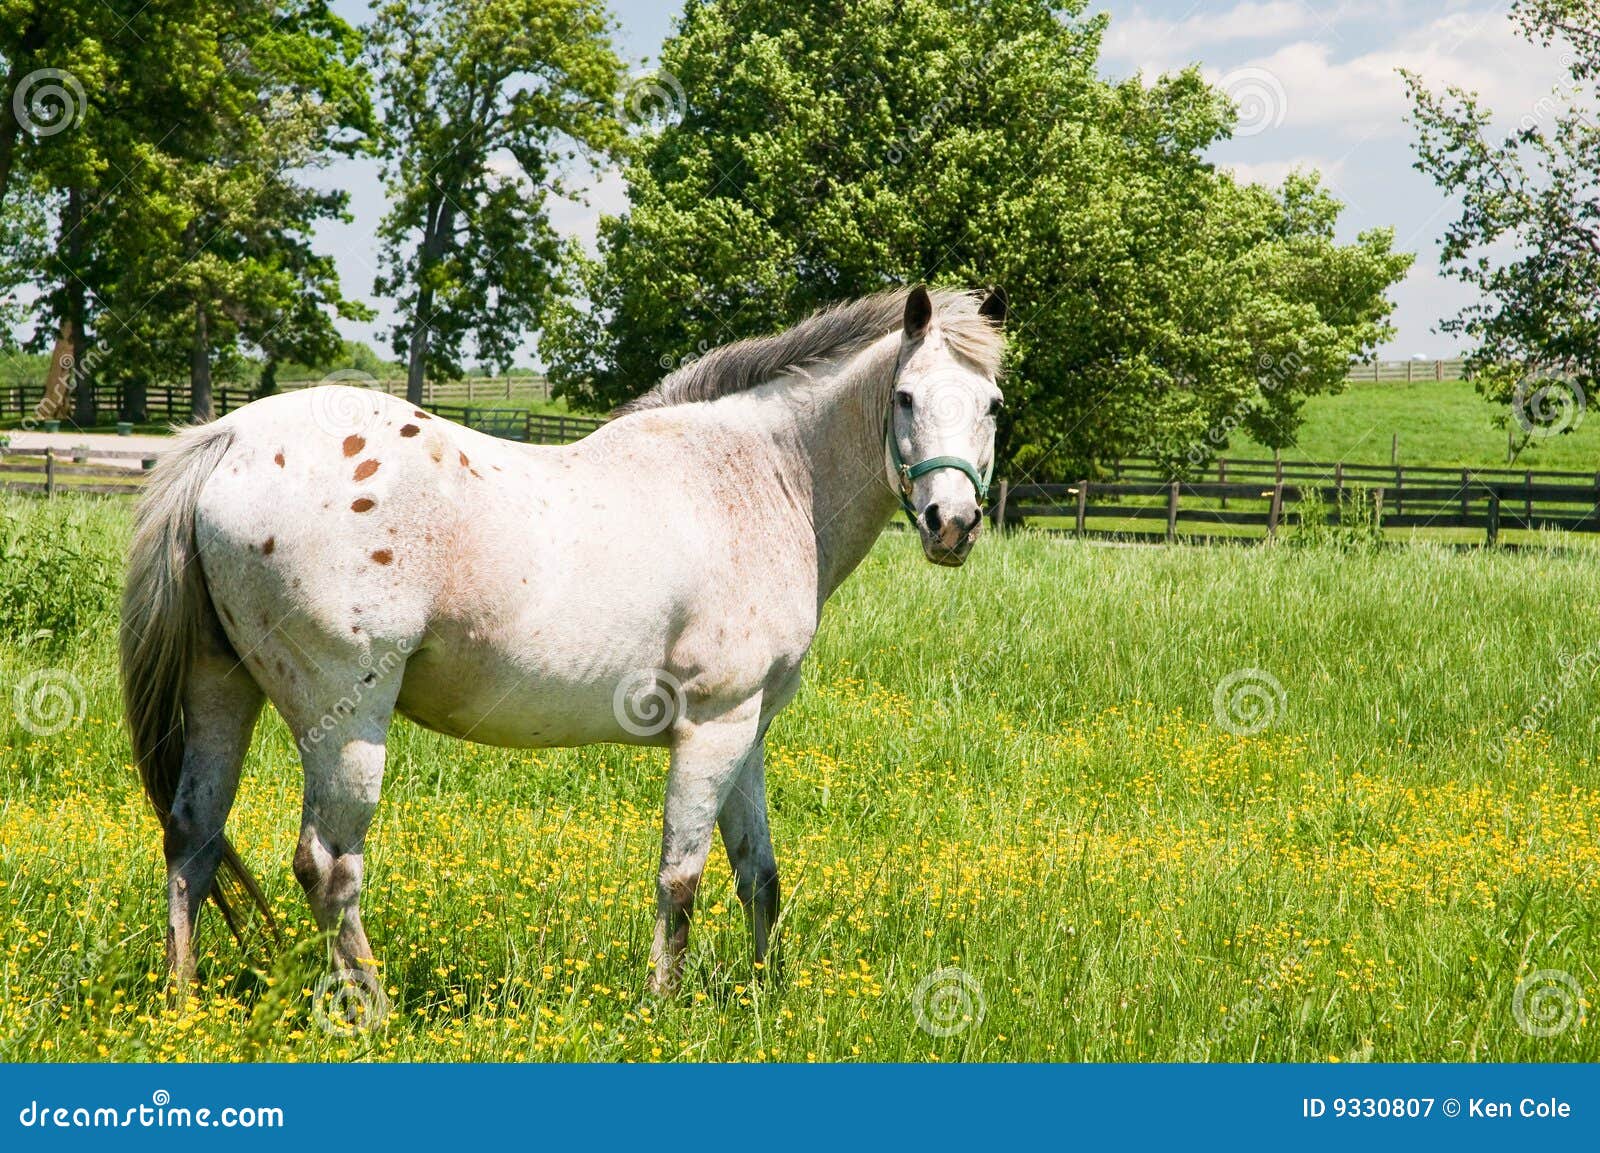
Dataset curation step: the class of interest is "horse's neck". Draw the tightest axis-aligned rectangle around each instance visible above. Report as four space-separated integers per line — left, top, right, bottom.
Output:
791 337 901 603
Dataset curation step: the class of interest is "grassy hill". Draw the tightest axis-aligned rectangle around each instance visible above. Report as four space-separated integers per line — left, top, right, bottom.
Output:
1229 378 1600 472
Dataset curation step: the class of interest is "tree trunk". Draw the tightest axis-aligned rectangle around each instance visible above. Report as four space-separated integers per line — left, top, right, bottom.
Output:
0 58 25 209
39 318 75 420
257 357 279 398
405 285 432 407
62 187 97 427
122 375 148 423
191 301 214 422
404 199 455 407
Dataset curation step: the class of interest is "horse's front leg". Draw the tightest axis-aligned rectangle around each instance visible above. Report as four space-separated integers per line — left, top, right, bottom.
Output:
649 701 762 997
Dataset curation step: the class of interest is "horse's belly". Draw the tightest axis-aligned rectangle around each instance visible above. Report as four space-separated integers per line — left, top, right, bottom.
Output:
394 646 657 749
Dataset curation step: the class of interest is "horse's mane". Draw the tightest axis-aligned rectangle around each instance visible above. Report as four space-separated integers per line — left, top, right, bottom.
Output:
614 288 1006 417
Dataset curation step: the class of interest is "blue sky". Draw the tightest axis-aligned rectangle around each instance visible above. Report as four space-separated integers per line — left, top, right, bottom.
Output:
316 0 1573 363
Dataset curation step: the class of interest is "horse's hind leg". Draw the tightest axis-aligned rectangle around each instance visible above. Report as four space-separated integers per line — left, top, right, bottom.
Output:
166 644 264 989
717 739 781 976
290 674 400 975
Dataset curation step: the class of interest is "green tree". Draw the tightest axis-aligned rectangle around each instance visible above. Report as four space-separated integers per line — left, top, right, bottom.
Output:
1404 0 1598 454
1 2 370 423
544 0 1410 478
369 0 623 406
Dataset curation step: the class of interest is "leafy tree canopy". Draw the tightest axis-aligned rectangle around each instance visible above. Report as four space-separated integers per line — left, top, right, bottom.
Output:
543 0 1411 478
1405 0 1598 451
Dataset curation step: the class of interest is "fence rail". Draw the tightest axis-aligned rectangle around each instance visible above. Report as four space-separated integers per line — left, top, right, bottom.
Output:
10 432 1597 546
992 467 1600 545
1343 358 1466 382
1 375 554 424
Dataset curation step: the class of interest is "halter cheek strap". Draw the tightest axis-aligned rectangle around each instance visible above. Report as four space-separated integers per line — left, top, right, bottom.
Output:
884 417 994 529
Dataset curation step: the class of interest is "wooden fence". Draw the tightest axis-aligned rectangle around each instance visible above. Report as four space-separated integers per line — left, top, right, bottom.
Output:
425 406 605 445
9 432 1597 547
1344 358 1466 383
0 447 154 497
992 456 1600 545
1 375 554 424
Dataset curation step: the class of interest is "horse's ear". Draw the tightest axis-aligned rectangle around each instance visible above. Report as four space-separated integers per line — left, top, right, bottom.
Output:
903 285 933 339
979 287 1008 327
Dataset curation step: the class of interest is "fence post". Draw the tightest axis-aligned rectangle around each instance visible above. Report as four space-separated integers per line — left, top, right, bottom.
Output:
1391 433 1398 467
1218 458 1227 510
45 447 55 498
1530 471 1537 523
993 478 1009 538
1373 487 1385 533
467 378 475 403
1460 468 1469 519
1075 480 1088 535
1266 481 1284 542
1395 467 1404 516
1165 481 1180 543
1334 462 1344 502
1486 491 1501 546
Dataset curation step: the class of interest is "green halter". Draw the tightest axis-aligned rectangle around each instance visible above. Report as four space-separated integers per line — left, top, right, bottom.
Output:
884 414 994 528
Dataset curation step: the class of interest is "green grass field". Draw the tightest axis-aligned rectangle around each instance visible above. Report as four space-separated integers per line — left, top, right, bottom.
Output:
1 493 1597 1062
1232 378 1600 471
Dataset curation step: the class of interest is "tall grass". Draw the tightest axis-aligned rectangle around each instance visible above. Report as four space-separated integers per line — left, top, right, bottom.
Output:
1 494 1596 1061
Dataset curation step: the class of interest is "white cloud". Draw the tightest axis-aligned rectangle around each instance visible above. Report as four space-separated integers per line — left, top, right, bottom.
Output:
1222 154 1346 188
1102 1 1322 67
1205 11 1575 141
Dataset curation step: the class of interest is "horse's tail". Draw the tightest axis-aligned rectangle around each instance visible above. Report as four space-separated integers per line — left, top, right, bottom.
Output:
120 422 273 942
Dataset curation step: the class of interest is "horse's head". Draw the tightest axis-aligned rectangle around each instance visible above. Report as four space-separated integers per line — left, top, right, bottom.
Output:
886 286 1008 567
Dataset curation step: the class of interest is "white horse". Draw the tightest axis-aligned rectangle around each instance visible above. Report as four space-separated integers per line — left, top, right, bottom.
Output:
121 286 1007 996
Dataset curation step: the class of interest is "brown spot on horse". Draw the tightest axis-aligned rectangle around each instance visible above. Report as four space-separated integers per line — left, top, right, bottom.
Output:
371 549 393 565
413 410 431 420
354 459 380 481
458 451 471 468
399 424 420 437
343 435 365 457
351 498 376 513
274 452 285 468
262 537 275 555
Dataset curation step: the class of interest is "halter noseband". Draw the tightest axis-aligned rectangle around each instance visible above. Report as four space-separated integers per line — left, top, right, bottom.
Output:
884 413 994 529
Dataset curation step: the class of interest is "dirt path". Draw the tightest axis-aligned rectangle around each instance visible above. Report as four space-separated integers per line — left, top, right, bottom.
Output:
3 430 171 470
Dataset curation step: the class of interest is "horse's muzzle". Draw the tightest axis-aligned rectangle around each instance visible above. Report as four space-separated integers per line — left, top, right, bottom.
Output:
919 517 982 567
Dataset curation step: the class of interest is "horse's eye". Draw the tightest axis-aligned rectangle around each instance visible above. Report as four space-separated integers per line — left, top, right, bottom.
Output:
895 391 913 410
988 397 1004 417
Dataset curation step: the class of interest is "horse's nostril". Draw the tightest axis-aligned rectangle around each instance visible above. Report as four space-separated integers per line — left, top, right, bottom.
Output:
924 504 943 533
